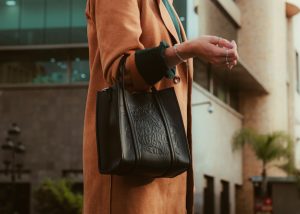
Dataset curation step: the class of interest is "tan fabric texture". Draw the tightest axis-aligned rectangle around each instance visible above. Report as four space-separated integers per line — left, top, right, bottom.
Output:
83 0 194 213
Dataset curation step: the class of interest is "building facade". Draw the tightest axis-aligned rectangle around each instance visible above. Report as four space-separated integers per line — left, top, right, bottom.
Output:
190 0 300 214
0 0 88 213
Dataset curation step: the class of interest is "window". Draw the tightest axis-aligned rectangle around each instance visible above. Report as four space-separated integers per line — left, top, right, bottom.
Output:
193 58 240 111
0 48 89 85
220 180 230 214
296 51 300 94
203 175 215 214
235 185 242 213
193 58 211 91
0 0 87 46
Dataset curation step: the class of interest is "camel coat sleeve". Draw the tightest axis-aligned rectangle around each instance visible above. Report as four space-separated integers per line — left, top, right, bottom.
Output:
90 0 149 90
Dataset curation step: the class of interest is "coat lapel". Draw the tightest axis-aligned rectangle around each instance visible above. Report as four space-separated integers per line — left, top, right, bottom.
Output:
157 0 180 44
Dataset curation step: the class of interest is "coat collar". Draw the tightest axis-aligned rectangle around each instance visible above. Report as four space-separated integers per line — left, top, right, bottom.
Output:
157 0 183 44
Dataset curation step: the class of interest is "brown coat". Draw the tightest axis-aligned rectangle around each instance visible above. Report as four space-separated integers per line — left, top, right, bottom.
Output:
83 0 194 213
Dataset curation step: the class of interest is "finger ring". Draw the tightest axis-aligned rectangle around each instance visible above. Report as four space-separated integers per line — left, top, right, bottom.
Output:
217 37 221 47
226 49 229 65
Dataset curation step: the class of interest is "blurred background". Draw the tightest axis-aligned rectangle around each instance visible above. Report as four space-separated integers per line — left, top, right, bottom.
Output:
0 0 300 214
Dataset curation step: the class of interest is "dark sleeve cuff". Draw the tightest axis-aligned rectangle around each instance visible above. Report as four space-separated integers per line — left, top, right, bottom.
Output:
135 41 175 85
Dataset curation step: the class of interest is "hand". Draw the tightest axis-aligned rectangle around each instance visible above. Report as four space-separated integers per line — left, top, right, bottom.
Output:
163 35 239 71
189 36 238 68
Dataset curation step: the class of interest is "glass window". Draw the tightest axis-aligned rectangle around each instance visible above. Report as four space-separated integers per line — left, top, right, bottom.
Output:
193 58 240 111
0 0 87 46
71 0 87 43
0 48 89 85
71 57 89 83
20 0 45 45
0 56 68 85
32 59 69 84
220 180 230 214
45 0 71 44
211 65 229 103
0 0 20 45
193 58 211 91
203 175 215 214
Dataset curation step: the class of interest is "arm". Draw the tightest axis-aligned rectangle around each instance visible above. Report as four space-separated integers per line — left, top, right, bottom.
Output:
92 0 238 90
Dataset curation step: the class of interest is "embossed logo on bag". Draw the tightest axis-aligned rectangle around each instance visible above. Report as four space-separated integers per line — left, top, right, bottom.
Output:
130 102 169 156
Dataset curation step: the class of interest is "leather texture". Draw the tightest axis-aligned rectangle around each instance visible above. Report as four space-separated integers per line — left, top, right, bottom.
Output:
96 56 191 178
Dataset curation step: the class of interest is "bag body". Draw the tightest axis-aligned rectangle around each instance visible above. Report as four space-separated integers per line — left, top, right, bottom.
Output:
96 57 191 178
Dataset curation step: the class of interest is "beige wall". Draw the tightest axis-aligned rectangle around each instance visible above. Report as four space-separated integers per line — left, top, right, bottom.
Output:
192 83 243 214
236 1 290 213
293 13 300 168
237 0 289 132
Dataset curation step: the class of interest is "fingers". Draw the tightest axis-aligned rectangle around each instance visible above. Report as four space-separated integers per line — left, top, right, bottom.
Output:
208 46 238 66
212 46 238 59
228 59 238 70
231 40 239 60
209 36 234 49
218 38 234 49
197 35 239 69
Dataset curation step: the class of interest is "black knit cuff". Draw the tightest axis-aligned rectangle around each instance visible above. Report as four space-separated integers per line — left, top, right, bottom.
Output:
135 41 175 85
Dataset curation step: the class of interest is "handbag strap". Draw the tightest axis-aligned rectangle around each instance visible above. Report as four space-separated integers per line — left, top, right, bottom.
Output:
118 54 141 165
118 54 129 90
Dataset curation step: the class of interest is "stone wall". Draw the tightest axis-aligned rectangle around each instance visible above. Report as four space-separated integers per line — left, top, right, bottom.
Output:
0 85 88 213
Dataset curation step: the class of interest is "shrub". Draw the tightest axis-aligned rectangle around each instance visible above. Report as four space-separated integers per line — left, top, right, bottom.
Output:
34 179 82 214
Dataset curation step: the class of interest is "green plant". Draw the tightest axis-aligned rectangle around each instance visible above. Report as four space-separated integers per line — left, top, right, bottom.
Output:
34 179 83 214
232 128 293 195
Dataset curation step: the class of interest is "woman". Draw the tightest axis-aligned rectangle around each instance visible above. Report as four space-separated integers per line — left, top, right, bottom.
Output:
83 0 238 213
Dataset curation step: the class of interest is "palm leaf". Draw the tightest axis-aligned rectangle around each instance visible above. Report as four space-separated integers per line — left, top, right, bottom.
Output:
232 128 257 150
232 129 293 167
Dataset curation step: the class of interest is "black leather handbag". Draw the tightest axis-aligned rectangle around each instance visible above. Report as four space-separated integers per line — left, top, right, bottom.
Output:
96 56 191 178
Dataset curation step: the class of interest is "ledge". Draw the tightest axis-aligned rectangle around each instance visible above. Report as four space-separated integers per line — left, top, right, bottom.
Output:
212 59 269 95
0 83 88 90
210 0 241 27
286 0 300 17
250 176 297 183
0 43 88 51
192 83 244 119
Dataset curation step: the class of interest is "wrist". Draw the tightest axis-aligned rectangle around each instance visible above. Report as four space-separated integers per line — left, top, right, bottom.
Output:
163 40 195 68
177 40 196 59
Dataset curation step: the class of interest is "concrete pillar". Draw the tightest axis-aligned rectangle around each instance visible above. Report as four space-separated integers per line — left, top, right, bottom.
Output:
236 0 289 213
